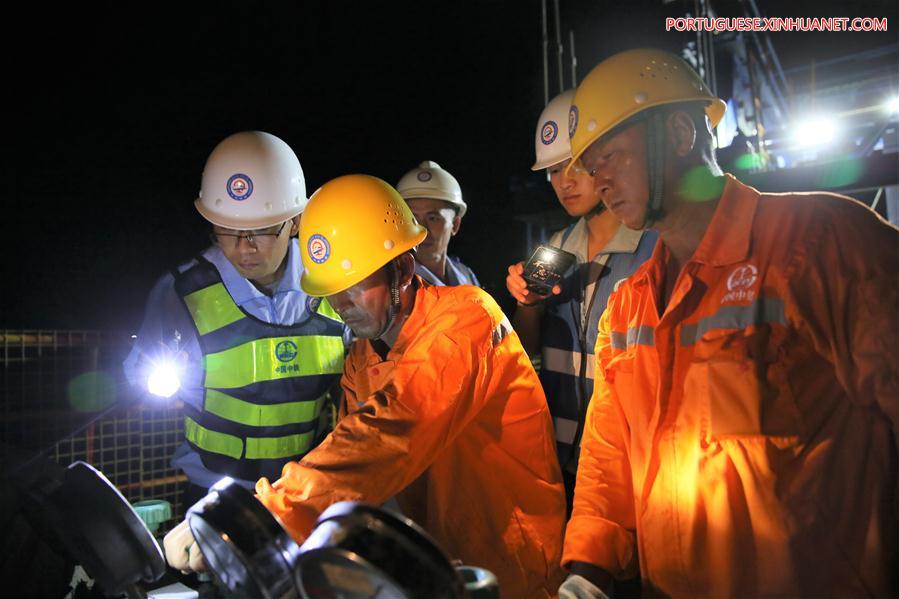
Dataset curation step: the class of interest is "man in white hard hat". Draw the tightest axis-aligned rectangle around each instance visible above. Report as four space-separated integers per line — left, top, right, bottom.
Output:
505 91 656 509
124 131 349 509
396 161 481 287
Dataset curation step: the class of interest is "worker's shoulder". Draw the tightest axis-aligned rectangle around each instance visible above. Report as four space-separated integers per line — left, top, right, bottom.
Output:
425 284 504 327
755 188 880 229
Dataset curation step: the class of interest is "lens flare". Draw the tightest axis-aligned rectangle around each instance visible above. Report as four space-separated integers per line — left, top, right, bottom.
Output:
147 362 181 398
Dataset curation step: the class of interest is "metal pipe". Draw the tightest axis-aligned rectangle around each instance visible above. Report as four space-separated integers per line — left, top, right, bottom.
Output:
541 0 549 106
569 29 577 88
554 0 564 94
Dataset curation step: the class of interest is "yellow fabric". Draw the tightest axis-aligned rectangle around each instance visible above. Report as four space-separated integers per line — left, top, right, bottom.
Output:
564 176 899 596
299 175 427 296
204 389 326 427
203 335 344 389
182 283 245 335
257 282 567 598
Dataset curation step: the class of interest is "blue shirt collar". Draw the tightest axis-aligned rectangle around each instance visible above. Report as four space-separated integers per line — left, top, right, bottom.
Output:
203 239 303 306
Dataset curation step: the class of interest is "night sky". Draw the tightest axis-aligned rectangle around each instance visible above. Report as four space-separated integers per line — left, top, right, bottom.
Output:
6 1 897 331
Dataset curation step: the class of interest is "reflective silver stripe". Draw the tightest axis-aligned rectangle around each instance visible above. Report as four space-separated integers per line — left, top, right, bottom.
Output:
628 325 655 347
681 297 786 345
610 325 656 350
542 346 595 379
554 416 579 444
492 316 513 346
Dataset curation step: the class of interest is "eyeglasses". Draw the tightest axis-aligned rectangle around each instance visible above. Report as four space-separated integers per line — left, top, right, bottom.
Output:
211 221 288 248
547 158 593 177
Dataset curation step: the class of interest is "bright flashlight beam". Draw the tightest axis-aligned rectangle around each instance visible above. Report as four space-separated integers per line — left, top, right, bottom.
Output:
794 118 837 148
147 363 181 398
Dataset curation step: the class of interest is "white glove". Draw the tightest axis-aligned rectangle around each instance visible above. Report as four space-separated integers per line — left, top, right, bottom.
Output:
558 574 611 599
162 519 206 573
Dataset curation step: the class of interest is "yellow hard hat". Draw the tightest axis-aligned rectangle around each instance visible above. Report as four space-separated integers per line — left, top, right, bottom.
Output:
299 175 427 297
569 48 726 165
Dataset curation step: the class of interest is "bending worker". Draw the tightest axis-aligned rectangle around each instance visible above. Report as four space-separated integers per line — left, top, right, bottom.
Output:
124 131 348 506
396 160 480 286
506 90 655 509
166 174 567 597
558 49 899 598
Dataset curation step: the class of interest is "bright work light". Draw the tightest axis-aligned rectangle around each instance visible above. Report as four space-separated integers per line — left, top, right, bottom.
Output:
794 117 837 147
147 362 181 398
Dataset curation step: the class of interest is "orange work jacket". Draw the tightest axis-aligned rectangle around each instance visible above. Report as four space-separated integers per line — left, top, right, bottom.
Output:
564 176 898 597
258 281 567 598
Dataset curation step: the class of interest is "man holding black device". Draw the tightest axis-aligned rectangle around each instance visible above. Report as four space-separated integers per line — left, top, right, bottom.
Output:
506 90 656 508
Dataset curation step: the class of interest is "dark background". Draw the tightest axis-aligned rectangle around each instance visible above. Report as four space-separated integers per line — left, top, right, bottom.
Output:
5 0 897 330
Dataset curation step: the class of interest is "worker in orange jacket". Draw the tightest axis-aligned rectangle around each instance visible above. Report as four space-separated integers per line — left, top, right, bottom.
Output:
557 49 899 598
248 174 566 597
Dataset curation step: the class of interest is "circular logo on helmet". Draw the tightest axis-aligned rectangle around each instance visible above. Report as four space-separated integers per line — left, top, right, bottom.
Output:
417 171 432 182
541 120 558 145
307 234 331 264
275 340 298 363
226 174 253 201
568 105 579 138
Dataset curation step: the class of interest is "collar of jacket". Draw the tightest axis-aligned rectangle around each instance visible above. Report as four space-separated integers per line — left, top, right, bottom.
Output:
362 275 431 364
627 174 758 290
563 217 646 263
691 174 758 267
206 238 304 306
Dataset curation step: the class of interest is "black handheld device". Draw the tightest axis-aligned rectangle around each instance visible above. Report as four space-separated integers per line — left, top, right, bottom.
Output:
521 245 577 296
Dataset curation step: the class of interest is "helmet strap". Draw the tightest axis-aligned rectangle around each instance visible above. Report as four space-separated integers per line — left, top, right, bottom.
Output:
373 260 402 341
643 111 667 228
584 199 606 219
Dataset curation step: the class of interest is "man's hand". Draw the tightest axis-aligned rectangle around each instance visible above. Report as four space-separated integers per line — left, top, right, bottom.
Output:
162 519 206 574
506 262 560 306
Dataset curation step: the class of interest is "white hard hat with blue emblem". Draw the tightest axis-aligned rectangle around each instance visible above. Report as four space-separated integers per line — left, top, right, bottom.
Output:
196 131 307 230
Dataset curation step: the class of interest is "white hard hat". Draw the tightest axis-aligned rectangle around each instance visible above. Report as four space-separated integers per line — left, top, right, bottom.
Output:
195 131 307 230
532 89 575 171
395 161 467 218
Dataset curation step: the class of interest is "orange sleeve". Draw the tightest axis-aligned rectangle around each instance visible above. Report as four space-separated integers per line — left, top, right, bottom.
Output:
257 297 496 543
786 200 899 449
562 305 638 578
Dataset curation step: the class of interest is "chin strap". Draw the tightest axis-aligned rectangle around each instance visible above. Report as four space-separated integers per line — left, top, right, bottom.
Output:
373 260 402 340
584 198 607 219
642 111 667 228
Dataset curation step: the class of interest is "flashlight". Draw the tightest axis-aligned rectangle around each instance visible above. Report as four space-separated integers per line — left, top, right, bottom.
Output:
147 362 181 398
146 329 184 399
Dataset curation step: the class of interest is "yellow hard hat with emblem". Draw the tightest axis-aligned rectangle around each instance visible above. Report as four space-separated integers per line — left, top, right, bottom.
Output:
299 175 427 297
568 48 726 166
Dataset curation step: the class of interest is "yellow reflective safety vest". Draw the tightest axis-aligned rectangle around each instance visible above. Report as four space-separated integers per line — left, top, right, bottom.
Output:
174 257 346 482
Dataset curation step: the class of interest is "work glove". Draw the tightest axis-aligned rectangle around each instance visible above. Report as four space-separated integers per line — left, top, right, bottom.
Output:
558 574 611 599
162 519 206 573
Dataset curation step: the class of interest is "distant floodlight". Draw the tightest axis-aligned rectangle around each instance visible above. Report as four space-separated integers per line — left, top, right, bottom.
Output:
147 362 181 398
888 96 899 114
794 117 837 148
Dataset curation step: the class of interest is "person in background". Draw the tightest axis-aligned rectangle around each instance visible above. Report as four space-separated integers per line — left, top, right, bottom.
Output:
124 131 349 507
506 90 655 510
396 160 480 286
